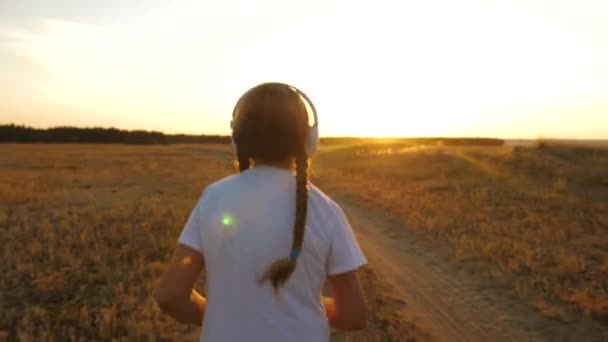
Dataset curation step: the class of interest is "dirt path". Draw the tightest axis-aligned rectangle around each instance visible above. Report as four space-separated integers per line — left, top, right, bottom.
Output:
339 201 547 342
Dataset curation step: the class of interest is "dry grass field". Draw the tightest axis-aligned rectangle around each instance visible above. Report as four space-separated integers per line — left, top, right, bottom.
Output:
0 144 228 340
1 141 607 340
0 144 424 341
313 140 608 329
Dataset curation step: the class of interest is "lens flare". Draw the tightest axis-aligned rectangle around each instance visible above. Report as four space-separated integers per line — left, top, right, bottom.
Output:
221 214 234 226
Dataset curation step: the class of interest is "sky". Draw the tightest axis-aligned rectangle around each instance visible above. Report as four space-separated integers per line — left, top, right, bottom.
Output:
0 0 607 139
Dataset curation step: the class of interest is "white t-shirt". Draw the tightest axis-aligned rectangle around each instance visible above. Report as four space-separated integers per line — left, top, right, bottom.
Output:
178 165 367 342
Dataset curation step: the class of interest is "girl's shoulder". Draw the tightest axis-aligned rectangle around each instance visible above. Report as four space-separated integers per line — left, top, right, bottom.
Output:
205 173 242 192
192 173 243 205
307 183 344 216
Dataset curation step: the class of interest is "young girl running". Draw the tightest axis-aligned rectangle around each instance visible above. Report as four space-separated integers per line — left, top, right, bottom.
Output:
156 82 368 341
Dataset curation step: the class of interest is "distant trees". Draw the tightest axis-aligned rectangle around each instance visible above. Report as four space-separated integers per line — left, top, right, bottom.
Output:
0 124 232 144
0 124 504 146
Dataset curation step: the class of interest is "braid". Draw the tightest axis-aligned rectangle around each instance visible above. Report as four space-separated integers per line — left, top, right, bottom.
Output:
259 150 309 294
292 151 308 256
237 147 250 172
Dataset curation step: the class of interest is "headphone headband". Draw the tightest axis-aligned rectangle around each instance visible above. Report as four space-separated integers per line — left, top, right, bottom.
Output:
231 82 318 128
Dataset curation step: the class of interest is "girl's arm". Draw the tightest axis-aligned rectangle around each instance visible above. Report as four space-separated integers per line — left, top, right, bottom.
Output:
155 244 206 326
322 270 367 330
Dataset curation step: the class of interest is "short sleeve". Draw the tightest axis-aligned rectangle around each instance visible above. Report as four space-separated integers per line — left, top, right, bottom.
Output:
326 206 367 276
177 203 204 254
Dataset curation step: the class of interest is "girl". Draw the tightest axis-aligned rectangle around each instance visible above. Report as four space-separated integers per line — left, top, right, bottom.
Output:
155 82 368 341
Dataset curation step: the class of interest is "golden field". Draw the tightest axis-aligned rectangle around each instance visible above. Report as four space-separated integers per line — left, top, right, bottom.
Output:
313 140 608 326
0 144 423 341
0 141 607 340
0 144 226 340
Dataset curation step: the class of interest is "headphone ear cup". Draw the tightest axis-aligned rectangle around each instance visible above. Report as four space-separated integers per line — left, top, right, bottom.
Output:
230 120 238 155
305 125 319 156
231 139 238 155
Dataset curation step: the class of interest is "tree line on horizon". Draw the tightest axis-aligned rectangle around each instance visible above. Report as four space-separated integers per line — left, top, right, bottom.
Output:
0 124 231 144
0 124 505 146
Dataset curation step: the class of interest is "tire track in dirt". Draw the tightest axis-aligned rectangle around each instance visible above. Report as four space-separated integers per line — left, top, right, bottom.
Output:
340 201 546 342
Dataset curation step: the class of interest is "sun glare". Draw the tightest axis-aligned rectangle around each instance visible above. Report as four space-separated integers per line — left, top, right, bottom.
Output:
187 0 608 138
1 0 607 138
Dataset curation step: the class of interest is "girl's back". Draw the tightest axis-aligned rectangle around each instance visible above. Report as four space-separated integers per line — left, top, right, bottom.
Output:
179 166 365 341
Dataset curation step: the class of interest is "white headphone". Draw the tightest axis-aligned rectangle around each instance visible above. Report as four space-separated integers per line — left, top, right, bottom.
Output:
230 82 319 156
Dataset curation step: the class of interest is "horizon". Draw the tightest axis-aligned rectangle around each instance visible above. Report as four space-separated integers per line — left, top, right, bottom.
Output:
4 122 608 141
1 1 608 139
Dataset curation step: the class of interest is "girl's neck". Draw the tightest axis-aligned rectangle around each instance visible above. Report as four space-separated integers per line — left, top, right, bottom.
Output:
253 158 295 171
